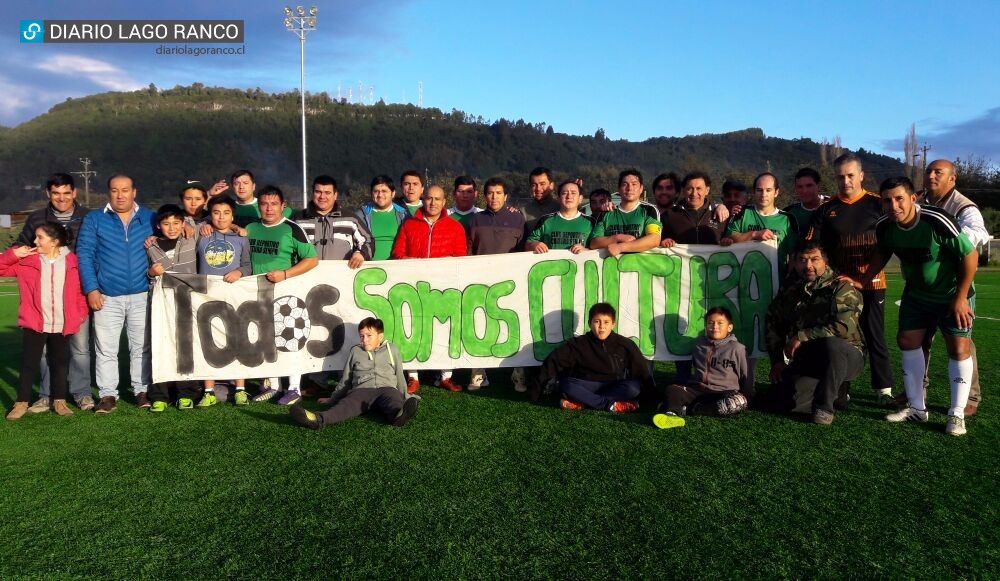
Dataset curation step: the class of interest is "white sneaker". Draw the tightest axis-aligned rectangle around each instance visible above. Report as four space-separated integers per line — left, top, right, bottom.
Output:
945 415 967 436
467 369 489 391
511 368 527 393
886 406 928 423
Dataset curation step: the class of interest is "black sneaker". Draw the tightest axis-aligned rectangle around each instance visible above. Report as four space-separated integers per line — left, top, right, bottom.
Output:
392 397 419 427
95 396 117 414
289 405 323 430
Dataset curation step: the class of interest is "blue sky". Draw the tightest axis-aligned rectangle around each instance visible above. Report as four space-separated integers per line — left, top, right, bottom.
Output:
5 0 999 163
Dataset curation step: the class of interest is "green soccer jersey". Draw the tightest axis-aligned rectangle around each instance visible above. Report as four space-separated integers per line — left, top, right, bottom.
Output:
783 201 822 238
725 205 799 269
875 205 975 304
247 218 317 274
592 202 661 240
369 208 400 260
234 199 293 228
405 202 421 216
449 207 481 233
527 212 596 249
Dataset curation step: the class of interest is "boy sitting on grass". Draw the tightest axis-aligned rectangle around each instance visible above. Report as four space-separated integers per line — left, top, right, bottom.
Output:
533 302 649 412
653 307 750 429
146 204 202 412
290 317 419 429
197 195 253 406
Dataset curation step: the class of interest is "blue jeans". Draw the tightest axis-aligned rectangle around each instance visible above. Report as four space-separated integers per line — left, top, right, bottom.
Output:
559 377 641 410
38 315 92 400
92 292 151 399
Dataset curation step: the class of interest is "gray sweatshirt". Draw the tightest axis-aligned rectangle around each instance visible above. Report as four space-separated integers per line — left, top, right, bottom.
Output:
329 341 419 402
689 333 750 395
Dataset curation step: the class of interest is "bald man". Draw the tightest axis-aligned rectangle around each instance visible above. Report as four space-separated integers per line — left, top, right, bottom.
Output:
915 159 989 415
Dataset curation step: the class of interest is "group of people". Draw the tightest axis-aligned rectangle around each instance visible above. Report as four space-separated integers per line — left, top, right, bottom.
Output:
2 154 986 436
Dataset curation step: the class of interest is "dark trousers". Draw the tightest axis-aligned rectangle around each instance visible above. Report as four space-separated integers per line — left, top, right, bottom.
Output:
19 329 70 402
663 383 736 416
783 338 865 413
559 377 641 410
319 386 405 425
149 381 201 403
860 289 894 391
922 335 981 404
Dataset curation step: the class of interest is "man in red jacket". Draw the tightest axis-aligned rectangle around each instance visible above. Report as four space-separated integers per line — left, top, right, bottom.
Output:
390 185 467 391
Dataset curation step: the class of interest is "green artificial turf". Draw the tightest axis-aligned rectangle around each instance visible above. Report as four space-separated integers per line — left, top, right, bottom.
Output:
0 273 997 578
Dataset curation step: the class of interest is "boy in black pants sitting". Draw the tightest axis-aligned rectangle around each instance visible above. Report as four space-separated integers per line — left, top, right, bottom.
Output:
290 317 419 429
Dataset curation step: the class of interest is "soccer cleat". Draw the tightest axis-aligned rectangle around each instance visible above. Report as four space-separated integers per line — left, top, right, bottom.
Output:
437 378 462 392
135 392 151 409
150 401 168 413
197 393 218 408
233 391 249 406
813 409 834 425
511 368 527 393
467 369 489 391
27 397 50 414
94 397 117 414
177 398 194 410
653 412 686 429
392 397 420 427
610 400 639 413
406 377 420 394
277 390 301 406
76 395 95 411
945 415 967 436
289 405 323 430
253 387 279 402
885 406 928 423
560 398 585 410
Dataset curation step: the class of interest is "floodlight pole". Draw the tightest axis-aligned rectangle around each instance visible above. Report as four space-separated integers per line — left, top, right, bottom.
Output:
284 6 318 208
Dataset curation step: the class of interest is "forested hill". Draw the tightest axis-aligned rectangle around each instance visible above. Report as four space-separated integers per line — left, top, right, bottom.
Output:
0 83 904 211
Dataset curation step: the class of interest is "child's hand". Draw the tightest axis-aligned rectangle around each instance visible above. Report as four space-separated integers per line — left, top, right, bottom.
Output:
199 223 214 237
207 180 229 197
143 235 157 249
223 271 242 283
235 227 247 237
182 223 196 239
12 246 37 259
149 263 165 277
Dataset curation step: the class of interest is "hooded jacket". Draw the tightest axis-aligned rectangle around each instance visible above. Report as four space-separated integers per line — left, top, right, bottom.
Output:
689 333 749 394
0 247 88 335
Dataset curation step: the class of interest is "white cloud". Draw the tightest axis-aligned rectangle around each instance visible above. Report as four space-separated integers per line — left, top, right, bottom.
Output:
35 54 143 92
0 73 37 121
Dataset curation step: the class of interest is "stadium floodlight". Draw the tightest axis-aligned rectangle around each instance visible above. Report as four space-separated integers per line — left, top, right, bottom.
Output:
282 5 319 207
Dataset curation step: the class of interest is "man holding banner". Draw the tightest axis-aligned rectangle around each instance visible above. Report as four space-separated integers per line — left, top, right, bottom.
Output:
589 169 661 256
247 186 318 405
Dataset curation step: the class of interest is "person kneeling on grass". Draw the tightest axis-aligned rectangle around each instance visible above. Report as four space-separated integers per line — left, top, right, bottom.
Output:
533 302 648 413
290 317 419 430
653 307 750 429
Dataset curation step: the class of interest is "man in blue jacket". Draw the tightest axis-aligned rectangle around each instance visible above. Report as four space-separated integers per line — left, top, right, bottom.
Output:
76 174 156 414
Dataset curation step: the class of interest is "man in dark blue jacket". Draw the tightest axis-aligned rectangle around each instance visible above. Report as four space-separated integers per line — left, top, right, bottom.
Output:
76 174 156 414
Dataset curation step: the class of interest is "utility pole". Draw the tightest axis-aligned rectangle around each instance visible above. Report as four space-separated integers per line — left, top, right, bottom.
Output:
71 157 97 207
919 143 932 174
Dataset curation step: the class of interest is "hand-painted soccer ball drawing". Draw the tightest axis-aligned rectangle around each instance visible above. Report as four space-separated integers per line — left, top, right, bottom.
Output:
273 295 311 352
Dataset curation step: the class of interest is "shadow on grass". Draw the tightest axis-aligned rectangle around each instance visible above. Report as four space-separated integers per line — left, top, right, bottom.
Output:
236 408 299 426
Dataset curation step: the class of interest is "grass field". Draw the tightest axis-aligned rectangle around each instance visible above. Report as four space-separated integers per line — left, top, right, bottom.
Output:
0 271 997 578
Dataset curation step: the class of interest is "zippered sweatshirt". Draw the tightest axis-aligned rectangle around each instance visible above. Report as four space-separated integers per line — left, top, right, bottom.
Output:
536 331 652 387
0 247 88 335
390 209 468 259
328 341 418 402
689 333 749 394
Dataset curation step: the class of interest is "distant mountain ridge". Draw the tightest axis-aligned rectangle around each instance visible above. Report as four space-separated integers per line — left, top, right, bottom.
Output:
0 84 904 211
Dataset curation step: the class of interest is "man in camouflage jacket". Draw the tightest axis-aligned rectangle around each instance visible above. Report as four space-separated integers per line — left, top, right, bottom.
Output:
765 240 866 424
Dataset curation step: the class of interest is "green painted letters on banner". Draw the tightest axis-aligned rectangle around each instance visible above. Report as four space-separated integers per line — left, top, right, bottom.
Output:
415 282 462 361
527 260 577 361
737 250 773 354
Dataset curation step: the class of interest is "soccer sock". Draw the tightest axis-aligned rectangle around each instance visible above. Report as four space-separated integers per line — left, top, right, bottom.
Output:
948 357 973 418
235 386 245 391
901 348 926 410
440 370 453 380
408 372 418 380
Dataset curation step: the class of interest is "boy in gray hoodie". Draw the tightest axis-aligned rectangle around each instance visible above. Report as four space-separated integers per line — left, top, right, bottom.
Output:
654 307 750 428
290 317 419 429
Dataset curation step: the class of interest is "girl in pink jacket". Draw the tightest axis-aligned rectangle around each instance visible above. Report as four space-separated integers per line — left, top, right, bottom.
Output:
0 223 88 419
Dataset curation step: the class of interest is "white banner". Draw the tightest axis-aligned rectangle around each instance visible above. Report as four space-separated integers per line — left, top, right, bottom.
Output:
152 242 778 382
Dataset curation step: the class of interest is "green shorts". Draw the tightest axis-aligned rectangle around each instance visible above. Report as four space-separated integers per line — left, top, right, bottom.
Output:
898 294 975 338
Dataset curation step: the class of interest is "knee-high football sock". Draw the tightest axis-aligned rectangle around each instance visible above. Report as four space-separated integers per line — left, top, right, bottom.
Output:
901 348 926 411
948 357 973 418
